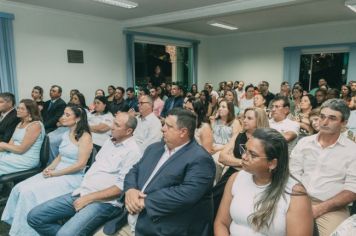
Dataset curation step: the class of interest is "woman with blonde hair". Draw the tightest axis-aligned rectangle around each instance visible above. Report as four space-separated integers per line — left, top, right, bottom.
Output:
213 107 269 216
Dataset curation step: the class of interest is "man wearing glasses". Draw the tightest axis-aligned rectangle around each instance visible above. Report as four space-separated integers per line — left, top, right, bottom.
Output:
132 95 162 153
290 99 356 236
269 96 299 143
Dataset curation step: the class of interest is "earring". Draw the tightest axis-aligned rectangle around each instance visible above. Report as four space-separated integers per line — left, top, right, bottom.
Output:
28 117 32 122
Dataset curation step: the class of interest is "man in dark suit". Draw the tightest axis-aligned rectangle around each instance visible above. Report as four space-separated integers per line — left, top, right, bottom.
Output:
160 84 184 118
0 92 20 142
118 108 215 236
42 85 66 133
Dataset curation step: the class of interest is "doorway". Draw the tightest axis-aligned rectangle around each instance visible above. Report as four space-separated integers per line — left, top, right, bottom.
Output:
299 52 349 91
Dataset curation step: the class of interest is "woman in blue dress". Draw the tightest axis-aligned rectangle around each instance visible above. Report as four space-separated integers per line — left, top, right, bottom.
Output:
1 104 93 236
0 99 45 175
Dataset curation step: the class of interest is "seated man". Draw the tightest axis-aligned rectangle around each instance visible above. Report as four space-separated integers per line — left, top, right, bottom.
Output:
0 92 20 143
102 108 215 236
269 96 300 153
133 95 162 153
41 85 66 133
27 112 142 236
290 99 356 236
160 84 184 118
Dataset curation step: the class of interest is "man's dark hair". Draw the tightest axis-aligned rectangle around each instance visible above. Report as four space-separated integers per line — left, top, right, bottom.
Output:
271 96 290 108
0 92 16 106
126 87 135 93
51 85 62 94
168 108 196 140
116 87 125 94
139 88 150 95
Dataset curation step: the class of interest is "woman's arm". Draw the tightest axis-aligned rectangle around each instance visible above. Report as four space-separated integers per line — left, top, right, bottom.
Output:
90 123 111 133
219 133 243 167
214 172 238 236
231 119 242 136
286 184 313 236
47 133 93 177
0 122 41 154
198 123 214 154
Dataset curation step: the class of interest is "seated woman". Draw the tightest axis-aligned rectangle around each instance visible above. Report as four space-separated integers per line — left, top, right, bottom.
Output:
309 108 321 134
88 96 114 151
225 90 240 116
294 94 317 136
213 107 269 217
210 99 241 183
184 97 213 153
31 86 44 112
214 128 313 236
48 92 89 163
1 104 93 236
0 99 45 175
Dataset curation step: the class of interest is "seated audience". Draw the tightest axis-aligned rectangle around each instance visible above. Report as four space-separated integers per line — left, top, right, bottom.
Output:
31 86 44 111
340 84 352 105
276 81 291 98
310 78 328 96
327 88 340 100
0 99 44 175
269 96 300 152
239 84 255 113
214 107 269 216
294 94 317 136
1 104 92 236
315 88 327 107
290 99 356 236
211 99 241 154
290 85 303 116
214 128 313 236
28 112 142 236
47 92 88 163
149 87 164 117
88 96 114 151
199 89 213 118
210 99 241 183
253 93 266 111
111 108 215 236
0 92 20 143
225 90 240 116
309 108 321 134
160 84 184 118
42 85 66 133
258 81 275 107
110 87 129 115
106 85 116 104
184 97 213 153
133 95 162 153
125 87 138 112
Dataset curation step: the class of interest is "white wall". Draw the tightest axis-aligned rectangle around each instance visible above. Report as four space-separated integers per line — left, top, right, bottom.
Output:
2 1 356 99
204 20 356 93
1 2 126 102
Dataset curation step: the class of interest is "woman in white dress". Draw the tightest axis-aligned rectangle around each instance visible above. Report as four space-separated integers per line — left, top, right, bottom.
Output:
214 128 313 236
87 96 114 152
1 104 93 236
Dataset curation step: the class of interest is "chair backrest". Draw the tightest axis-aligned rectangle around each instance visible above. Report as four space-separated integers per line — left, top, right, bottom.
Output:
85 148 97 173
39 135 50 169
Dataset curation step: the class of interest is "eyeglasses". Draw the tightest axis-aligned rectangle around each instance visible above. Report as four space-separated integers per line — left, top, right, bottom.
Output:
239 144 268 160
271 105 284 109
138 101 150 105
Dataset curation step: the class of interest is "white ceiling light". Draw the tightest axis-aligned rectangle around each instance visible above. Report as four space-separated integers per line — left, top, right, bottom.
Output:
93 0 138 9
207 20 238 30
345 0 356 12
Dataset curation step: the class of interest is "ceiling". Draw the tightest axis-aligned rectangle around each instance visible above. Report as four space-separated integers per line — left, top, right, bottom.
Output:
5 0 356 36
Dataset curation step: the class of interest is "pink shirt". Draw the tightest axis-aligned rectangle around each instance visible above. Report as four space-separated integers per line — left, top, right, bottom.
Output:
153 97 164 117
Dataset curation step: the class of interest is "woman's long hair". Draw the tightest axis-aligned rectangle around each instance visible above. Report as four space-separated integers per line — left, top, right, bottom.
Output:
248 128 289 231
20 99 42 121
216 99 235 125
68 104 91 141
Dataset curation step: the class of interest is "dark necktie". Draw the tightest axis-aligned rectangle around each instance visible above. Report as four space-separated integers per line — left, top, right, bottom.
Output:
48 101 53 111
